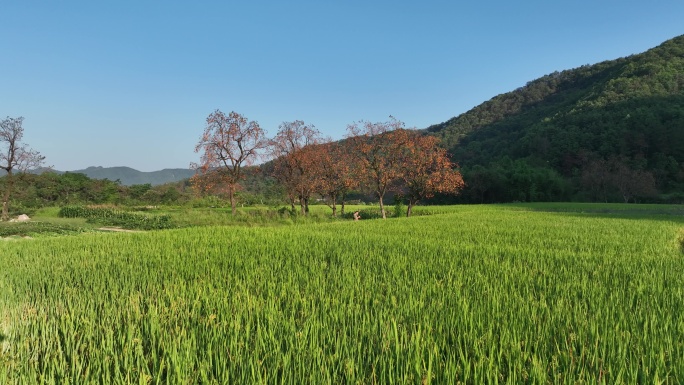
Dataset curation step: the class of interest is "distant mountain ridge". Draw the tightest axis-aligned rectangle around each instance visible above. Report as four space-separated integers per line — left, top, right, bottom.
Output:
50 166 195 186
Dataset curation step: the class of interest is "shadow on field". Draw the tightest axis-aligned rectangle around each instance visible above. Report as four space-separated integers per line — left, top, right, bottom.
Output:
508 203 684 225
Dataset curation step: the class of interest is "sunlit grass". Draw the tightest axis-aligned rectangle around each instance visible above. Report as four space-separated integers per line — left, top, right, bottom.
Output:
1 204 683 383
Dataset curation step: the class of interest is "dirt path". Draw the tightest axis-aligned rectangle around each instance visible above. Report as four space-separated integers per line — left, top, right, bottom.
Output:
97 227 141 233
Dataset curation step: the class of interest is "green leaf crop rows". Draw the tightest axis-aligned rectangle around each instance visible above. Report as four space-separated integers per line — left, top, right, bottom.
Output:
59 206 175 230
1 205 683 383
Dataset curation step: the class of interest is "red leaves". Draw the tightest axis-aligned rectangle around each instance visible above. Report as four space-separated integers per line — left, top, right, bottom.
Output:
269 121 322 214
398 132 465 211
191 112 464 217
346 118 464 217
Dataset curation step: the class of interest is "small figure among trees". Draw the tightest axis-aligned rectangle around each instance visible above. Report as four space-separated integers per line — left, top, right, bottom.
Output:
0 116 46 221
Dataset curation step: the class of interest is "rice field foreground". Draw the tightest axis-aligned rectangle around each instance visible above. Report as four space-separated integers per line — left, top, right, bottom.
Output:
1 205 683 384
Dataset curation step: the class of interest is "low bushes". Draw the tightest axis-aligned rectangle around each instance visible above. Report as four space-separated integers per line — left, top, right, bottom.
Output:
0 221 88 237
58 205 175 230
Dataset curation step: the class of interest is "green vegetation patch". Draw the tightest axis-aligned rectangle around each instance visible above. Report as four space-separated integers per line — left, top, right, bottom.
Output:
0 221 88 238
59 205 176 230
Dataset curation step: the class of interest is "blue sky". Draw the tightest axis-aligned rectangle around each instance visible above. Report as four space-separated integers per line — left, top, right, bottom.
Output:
2 1 683 171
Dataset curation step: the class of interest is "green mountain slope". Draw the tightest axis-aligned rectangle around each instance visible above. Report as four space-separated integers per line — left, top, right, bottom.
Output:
427 35 684 203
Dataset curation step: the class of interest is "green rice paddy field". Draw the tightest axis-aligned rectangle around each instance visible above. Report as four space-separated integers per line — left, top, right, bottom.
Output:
1 204 683 383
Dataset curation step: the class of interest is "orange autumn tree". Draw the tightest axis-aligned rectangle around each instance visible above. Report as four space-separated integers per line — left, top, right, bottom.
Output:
189 168 236 204
269 120 321 216
311 140 359 217
347 117 408 219
398 132 465 216
192 110 267 215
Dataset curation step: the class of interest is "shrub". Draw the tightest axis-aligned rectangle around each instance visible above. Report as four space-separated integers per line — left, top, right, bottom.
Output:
58 205 176 230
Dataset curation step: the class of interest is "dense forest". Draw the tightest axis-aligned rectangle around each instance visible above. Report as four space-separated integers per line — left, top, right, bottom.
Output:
427 34 684 203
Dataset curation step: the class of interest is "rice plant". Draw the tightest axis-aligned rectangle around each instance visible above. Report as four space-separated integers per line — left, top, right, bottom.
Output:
1 204 682 383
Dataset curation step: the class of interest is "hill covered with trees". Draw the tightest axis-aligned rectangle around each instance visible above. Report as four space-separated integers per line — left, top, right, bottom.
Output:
428 34 684 203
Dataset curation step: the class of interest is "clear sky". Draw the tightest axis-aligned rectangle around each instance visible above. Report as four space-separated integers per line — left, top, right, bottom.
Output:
2 1 683 171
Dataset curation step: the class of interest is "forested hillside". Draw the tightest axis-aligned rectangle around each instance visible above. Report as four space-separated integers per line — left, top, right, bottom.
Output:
428 35 684 203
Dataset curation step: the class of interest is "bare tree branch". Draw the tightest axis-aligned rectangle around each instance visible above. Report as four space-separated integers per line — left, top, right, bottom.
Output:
1 116 46 220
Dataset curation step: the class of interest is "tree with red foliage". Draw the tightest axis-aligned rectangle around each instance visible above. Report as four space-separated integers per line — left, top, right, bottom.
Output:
346 117 408 219
269 120 321 215
311 140 359 217
398 133 465 216
192 110 267 215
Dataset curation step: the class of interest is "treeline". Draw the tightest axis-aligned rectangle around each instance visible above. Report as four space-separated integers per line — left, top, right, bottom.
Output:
193 115 464 218
2 116 466 217
0 172 189 215
429 35 684 203
0 169 296 217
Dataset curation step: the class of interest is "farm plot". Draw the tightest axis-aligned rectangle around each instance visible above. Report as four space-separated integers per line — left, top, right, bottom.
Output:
1 205 683 383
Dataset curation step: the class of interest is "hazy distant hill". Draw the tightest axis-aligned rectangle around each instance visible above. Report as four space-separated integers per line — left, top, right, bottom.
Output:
426 34 684 203
58 166 195 186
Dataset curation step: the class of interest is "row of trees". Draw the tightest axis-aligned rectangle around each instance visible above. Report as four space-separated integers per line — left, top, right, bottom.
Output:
1 172 190 212
1 117 195 216
192 111 465 217
1 112 463 217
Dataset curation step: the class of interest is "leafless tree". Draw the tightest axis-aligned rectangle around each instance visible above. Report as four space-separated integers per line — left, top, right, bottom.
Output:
192 110 267 215
1 116 46 220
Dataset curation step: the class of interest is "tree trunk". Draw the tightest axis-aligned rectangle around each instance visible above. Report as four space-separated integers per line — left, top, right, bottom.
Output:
1 200 8 221
2 171 13 221
407 198 419 217
299 196 307 216
379 195 386 219
341 192 346 215
330 195 337 217
229 185 237 215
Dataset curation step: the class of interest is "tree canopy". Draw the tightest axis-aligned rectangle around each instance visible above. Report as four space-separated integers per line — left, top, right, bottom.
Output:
428 35 684 203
